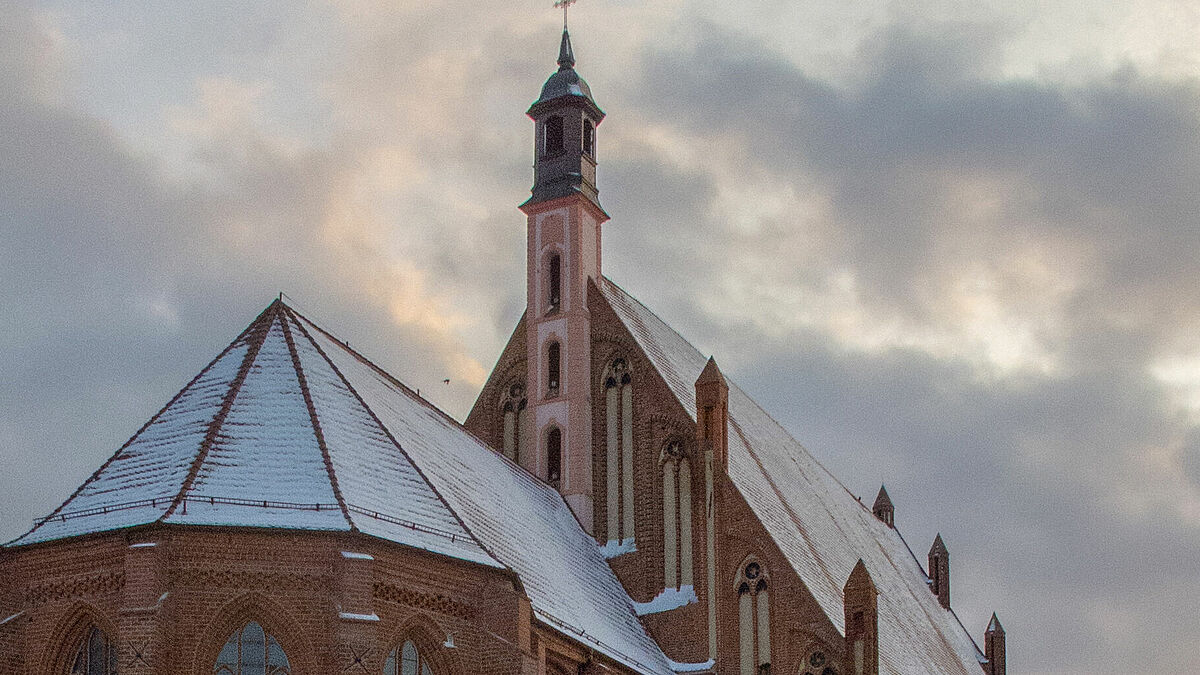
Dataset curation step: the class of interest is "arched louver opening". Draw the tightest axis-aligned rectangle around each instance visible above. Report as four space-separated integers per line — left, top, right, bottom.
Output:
603 358 635 544
542 116 564 156
547 342 561 397
582 119 595 156
68 626 118 675
661 441 693 590
214 621 291 675
547 427 562 488
383 640 434 675
736 559 770 675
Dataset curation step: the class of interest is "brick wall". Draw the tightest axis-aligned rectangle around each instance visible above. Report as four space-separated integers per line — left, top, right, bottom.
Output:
0 526 641 675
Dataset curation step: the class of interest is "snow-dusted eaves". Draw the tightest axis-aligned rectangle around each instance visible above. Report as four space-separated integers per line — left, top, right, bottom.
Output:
8 301 674 675
597 277 986 675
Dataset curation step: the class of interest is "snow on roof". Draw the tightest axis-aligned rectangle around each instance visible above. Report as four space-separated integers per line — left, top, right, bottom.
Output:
9 300 673 675
597 277 985 675
300 314 675 675
8 303 495 569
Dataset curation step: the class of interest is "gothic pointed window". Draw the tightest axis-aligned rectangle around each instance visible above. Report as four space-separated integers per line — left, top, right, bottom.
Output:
547 342 561 397
68 626 118 675
547 427 562 488
383 640 434 675
661 441 693 590
603 358 635 545
213 621 290 675
736 558 770 675
548 253 561 311
501 383 527 463
543 116 564 156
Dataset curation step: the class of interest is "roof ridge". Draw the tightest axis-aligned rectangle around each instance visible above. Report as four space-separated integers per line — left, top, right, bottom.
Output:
278 306 356 532
159 302 278 521
8 304 270 546
600 275 865 503
287 309 500 567
293 307 551 490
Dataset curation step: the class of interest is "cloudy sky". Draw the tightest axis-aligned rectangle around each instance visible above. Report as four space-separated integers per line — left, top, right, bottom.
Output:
3 1 1199 672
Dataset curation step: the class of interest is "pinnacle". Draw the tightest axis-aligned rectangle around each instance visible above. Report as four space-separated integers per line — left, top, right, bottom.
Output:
846 558 876 590
931 533 947 554
696 356 727 386
557 29 575 70
873 485 893 510
987 613 1004 634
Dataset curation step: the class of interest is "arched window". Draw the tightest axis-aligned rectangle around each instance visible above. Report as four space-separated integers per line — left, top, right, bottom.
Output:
214 621 291 675
383 640 434 675
661 441 693 590
542 116 564 156
582 119 595 156
603 358 635 544
501 383 527 463
547 427 562 488
736 558 770 675
547 253 561 311
547 342 561 397
68 626 118 675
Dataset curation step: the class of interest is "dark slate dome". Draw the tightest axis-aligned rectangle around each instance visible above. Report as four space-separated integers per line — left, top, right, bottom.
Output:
531 29 600 110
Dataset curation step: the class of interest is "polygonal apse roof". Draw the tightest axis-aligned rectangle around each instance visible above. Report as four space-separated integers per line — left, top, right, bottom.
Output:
9 300 675 675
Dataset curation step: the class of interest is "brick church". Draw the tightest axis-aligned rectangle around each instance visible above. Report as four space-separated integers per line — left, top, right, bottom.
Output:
0 24 1006 675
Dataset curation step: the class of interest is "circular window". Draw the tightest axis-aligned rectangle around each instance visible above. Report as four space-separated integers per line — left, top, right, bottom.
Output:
799 649 838 675
745 562 761 579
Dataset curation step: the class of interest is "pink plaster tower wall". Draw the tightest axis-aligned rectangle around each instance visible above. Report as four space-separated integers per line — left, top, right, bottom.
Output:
520 197 606 532
517 28 608 533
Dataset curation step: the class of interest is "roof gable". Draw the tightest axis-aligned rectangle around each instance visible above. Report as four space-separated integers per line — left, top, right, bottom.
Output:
596 277 984 675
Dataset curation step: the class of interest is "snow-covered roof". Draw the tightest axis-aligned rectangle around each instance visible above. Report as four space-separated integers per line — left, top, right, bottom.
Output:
597 277 985 675
9 301 674 675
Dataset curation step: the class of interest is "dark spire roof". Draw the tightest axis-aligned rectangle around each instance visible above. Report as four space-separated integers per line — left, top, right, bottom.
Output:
557 28 575 70
873 485 893 511
931 532 948 555
987 613 1005 635
529 27 601 116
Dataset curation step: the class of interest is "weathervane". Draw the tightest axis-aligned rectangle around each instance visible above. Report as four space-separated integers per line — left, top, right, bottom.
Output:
553 0 578 29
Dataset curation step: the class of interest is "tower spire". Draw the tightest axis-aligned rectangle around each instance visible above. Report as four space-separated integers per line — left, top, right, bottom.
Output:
558 28 575 70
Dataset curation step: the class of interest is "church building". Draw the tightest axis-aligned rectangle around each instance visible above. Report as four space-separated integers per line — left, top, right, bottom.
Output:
0 25 1006 675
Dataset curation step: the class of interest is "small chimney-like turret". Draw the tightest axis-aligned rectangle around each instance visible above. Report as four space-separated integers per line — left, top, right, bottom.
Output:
928 534 950 610
871 485 894 527
844 559 879 675
984 613 1006 675
695 357 729 472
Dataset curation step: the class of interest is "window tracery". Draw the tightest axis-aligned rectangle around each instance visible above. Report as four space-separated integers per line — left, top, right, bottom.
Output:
661 440 693 589
603 358 635 543
799 649 839 675
501 382 527 463
383 640 434 675
68 626 118 675
736 557 771 675
213 621 291 675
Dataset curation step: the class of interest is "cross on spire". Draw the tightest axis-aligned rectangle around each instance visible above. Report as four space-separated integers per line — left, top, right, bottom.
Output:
553 0 578 30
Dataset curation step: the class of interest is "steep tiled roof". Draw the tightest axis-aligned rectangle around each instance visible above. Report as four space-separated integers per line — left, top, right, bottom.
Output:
8 301 674 675
597 277 985 675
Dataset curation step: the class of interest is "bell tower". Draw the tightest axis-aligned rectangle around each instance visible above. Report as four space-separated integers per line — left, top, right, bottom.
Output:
518 24 608 533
